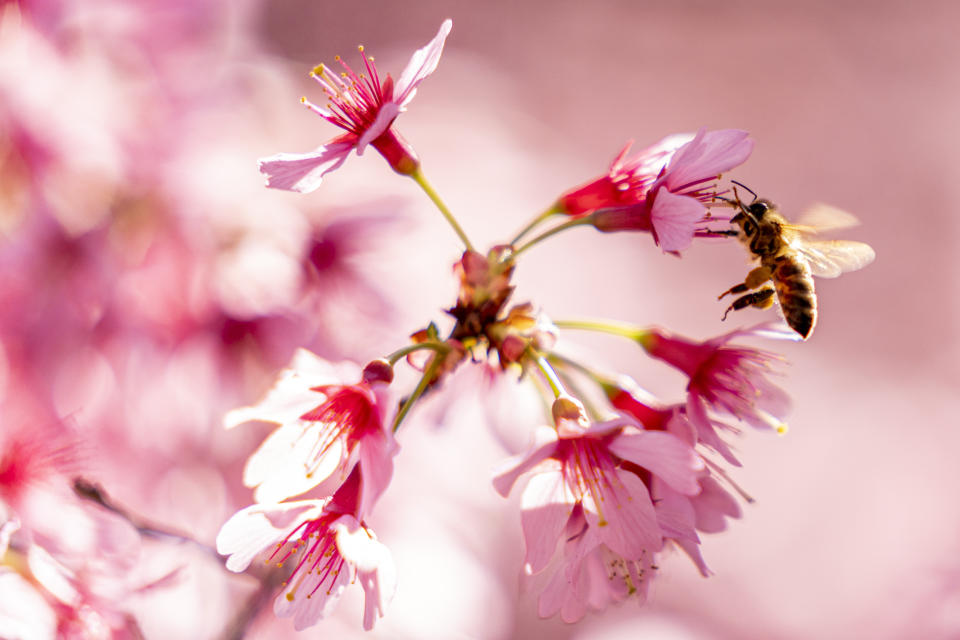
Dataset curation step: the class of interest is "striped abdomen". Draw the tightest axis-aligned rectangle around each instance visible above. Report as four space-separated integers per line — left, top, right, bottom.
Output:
768 254 817 339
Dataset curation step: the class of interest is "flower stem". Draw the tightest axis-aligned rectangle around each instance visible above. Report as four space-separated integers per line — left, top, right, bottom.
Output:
410 167 474 251
385 341 451 366
547 351 618 388
392 355 442 432
510 214 595 259
553 318 646 341
510 204 562 246
532 353 565 398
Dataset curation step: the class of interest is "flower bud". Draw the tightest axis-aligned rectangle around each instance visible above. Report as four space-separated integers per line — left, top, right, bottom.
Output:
551 394 588 426
362 359 394 385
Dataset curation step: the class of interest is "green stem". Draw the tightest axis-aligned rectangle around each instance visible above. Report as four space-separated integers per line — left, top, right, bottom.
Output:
547 351 618 389
510 204 562 246
511 214 595 259
392 355 442 433
553 318 646 341
532 354 564 398
410 167 474 252
385 341 450 366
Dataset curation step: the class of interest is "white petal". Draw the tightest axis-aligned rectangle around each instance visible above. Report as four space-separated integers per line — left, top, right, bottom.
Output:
215 501 322 572
225 351 361 430
246 425 347 503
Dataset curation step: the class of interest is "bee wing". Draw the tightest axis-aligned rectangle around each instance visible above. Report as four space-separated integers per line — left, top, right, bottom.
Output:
792 203 862 233
791 239 876 278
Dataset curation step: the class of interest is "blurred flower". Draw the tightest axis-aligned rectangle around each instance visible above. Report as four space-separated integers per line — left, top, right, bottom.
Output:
225 350 397 515
493 412 702 621
637 326 791 464
0 422 79 517
258 19 452 192
216 470 396 631
557 129 752 251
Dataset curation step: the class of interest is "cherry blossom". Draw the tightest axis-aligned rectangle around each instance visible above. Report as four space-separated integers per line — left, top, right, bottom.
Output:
575 129 753 251
259 20 452 192
637 325 793 464
216 471 396 631
493 411 702 620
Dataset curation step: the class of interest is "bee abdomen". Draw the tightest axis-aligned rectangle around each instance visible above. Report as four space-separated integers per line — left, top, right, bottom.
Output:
772 257 817 339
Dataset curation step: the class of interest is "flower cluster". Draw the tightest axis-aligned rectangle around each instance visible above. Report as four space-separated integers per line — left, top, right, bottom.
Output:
207 18 848 632
0 6 876 636
217 352 398 629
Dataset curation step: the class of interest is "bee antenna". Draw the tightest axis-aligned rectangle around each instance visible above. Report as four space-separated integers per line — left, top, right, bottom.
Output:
730 180 758 202
730 185 760 224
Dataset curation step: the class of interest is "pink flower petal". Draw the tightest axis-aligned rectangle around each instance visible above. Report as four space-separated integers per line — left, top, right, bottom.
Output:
491 427 558 498
582 470 661 558
609 429 703 495
651 480 700 543
356 431 396 517
649 187 705 252
520 471 575 574
662 128 754 191
686 394 741 466
394 19 453 106
257 138 355 193
693 475 742 533
356 102 400 155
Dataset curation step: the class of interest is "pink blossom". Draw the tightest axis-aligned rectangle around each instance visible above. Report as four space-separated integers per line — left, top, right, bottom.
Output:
0 422 79 516
493 412 702 621
216 472 396 631
638 325 792 464
603 381 742 575
225 349 397 515
534 505 661 622
259 20 452 192
587 129 754 251
555 134 692 217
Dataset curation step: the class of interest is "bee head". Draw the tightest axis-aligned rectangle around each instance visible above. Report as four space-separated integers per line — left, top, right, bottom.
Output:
746 199 774 221
731 198 773 238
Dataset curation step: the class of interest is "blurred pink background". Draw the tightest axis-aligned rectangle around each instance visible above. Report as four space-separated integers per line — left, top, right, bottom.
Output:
1 0 958 638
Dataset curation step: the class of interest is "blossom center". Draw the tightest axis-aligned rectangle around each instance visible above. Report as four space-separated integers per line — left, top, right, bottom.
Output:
309 47 394 136
559 438 619 527
270 515 345 601
298 386 378 478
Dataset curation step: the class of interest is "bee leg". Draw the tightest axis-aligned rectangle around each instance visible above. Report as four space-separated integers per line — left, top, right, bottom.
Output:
721 287 776 321
717 266 773 300
718 283 749 300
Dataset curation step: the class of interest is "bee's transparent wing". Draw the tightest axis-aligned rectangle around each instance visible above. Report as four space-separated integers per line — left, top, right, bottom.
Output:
792 203 863 233
792 239 876 278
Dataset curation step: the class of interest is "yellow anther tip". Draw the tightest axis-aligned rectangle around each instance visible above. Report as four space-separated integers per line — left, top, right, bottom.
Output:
776 423 788 435
311 64 325 76
286 592 295 602
357 45 364 52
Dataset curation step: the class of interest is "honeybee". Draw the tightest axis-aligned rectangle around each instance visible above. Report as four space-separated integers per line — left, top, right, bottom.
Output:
717 186 876 340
